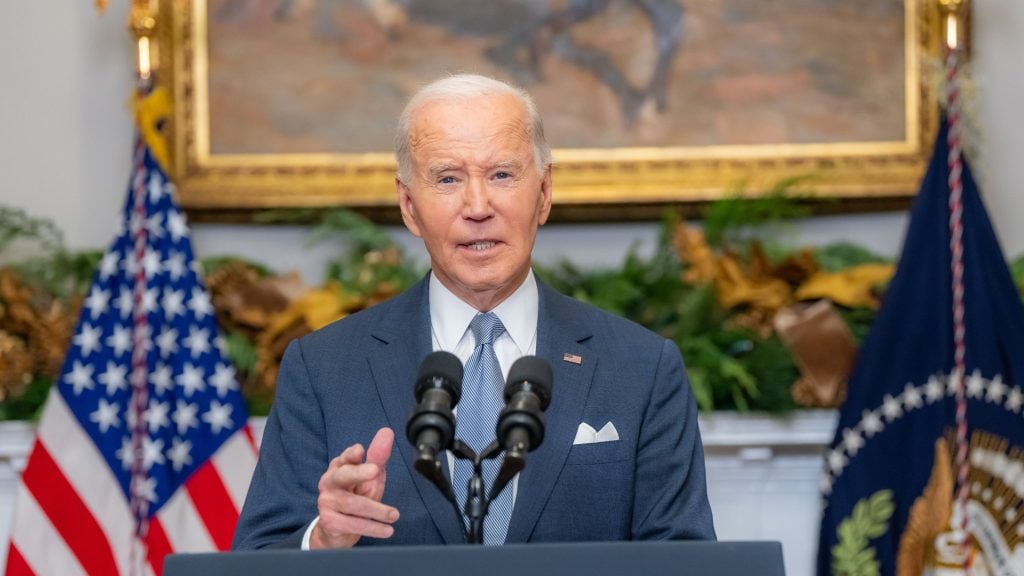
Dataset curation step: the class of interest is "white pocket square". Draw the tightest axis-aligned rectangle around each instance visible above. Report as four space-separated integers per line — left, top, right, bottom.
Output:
573 422 620 445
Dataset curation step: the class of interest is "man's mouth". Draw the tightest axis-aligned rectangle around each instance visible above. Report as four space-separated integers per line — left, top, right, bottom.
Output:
464 240 497 251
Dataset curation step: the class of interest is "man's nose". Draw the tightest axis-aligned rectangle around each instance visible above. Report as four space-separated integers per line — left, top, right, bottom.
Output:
462 177 493 220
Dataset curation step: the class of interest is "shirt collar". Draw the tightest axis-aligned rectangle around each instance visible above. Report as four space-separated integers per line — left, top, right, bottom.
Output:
429 269 538 353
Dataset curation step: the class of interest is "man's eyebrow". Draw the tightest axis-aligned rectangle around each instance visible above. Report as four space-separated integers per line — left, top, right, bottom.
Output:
427 163 461 177
492 159 524 171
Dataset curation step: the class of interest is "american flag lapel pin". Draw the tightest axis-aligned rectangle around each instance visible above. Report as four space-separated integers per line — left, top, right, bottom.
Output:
562 352 583 365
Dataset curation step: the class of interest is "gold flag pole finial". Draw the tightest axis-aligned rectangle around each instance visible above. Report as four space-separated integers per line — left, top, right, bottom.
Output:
129 0 158 83
939 0 968 51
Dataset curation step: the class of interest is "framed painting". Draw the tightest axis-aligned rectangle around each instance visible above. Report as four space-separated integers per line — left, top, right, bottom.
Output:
158 0 951 221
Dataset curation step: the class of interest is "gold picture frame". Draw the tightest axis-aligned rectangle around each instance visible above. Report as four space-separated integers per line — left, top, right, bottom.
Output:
159 0 951 221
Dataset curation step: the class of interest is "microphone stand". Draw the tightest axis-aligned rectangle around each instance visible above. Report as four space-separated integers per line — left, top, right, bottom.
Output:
417 439 525 544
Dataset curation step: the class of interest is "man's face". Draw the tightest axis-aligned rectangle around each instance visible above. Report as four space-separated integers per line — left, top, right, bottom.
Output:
397 93 552 311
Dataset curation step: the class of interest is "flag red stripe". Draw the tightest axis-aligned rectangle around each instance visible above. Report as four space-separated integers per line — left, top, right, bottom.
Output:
21 442 119 576
184 461 239 550
243 425 258 453
5 544 35 576
147 516 174 576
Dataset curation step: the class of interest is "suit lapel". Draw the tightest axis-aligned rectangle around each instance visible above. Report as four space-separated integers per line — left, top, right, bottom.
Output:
366 277 466 544
505 281 595 543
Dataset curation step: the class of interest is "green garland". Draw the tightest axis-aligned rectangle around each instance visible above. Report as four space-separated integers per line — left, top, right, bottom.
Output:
3 204 1024 419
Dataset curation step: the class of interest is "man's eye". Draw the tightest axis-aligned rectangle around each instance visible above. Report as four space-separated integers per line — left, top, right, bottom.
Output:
494 171 512 180
439 176 456 184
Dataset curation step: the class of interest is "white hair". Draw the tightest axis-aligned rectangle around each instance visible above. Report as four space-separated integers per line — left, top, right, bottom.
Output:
394 73 552 184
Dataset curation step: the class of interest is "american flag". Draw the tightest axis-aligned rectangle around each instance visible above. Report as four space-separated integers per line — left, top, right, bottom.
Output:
5 135 257 575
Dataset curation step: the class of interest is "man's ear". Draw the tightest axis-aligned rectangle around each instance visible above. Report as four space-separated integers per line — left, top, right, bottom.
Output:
537 164 553 226
396 178 423 238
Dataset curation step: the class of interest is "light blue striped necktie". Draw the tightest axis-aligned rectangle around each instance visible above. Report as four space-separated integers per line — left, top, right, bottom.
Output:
453 312 513 544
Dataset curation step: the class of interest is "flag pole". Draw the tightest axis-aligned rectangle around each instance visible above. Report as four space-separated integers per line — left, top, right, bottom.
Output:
939 0 971 571
128 3 158 574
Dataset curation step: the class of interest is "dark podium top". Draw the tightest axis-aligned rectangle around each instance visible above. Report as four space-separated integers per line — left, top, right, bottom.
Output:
165 540 785 576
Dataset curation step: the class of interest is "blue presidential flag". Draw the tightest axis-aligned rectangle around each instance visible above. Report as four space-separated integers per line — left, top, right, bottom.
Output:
816 119 1024 576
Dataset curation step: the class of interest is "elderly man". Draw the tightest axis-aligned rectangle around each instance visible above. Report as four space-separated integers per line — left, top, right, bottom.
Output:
232 74 715 549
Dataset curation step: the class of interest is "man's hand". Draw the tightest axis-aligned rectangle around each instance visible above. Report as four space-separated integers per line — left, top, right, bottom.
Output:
310 427 399 548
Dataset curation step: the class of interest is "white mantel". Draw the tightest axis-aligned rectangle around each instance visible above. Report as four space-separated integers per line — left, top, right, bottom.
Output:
0 410 836 576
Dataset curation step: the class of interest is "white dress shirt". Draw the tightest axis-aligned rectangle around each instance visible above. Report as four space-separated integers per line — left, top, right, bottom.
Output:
301 270 538 549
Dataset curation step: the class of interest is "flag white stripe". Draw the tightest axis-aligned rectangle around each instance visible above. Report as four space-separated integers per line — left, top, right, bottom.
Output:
9 483 87 576
212 429 257 512
37 390 134 574
156 485 217 553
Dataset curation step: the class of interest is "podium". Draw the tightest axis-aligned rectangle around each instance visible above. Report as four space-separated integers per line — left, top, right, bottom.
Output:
164 540 785 576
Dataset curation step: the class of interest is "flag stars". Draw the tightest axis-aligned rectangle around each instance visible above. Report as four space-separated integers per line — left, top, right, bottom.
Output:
84 287 111 319
202 401 234 434
148 173 165 202
115 287 133 318
167 438 193 472
827 450 848 474
188 288 213 319
106 325 132 357
841 429 864 456
210 363 238 397
164 251 187 281
986 374 1007 403
901 383 923 410
172 400 199 435
163 288 186 319
146 212 165 238
966 370 986 399
819 475 833 496
176 363 205 396
99 251 120 279
156 327 178 358
167 209 189 241
144 400 171 433
947 372 961 396
64 361 95 395
142 437 166 470
117 437 134 470
90 399 120 433
881 394 903 422
861 410 884 438
98 361 129 396
142 249 163 279
924 375 945 403
74 323 103 357
141 287 159 314
134 477 158 504
150 363 173 395
1006 388 1023 413
183 327 211 358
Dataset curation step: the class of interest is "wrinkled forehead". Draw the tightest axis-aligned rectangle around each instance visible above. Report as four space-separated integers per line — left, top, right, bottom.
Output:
408 93 533 153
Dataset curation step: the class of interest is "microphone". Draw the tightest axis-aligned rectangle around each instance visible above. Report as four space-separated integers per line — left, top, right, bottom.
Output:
406 351 463 467
496 356 553 460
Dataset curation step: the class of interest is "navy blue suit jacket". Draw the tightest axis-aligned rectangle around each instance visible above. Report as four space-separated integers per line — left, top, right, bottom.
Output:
232 275 715 548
